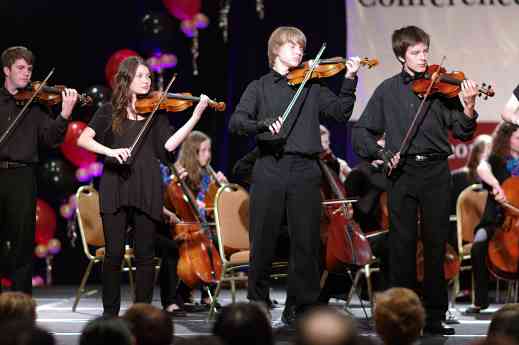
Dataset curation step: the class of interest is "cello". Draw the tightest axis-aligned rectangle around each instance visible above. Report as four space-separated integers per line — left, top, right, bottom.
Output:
487 176 519 280
165 164 222 288
319 152 373 272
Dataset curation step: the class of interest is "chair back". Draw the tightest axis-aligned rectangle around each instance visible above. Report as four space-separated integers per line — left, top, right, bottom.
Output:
213 184 250 261
456 184 488 255
76 185 105 259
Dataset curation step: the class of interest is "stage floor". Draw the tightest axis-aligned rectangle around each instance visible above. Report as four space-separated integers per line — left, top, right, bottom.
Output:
32 285 497 345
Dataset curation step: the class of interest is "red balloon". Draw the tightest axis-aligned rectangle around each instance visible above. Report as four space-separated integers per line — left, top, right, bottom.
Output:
163 0 201 20
60 121 97 168
35 199 57 245
104 49 140 88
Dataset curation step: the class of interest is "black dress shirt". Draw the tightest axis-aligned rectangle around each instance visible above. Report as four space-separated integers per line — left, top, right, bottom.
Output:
352 70 477 160
514 84 519 100
229 70 357 156
0 86 68 163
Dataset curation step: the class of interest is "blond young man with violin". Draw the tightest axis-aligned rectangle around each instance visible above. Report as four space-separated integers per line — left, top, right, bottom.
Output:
352 26 480 335
77 56 209 317
466 122 519 314
229 26 360 327
0 46 78 294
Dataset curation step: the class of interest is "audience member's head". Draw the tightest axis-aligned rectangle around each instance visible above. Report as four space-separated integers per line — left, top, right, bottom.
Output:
123 303 173 345
374 288 425 345
0 320 55 345
0 292 37 325
295 306 359 345
488 304 519 343
472 335 518 345
79 316 133 345
213 302 272 345
175 335 224 345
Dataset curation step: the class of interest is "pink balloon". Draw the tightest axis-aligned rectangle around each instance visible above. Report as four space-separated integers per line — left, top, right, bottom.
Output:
163 0 201 20
105 49 140 88
60 121 97 168
35 199 57 245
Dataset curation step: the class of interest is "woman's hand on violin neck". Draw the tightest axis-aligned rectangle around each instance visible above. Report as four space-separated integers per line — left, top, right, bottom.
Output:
60 88 79 119
192 94 209 118
345 56 361 79
108 147 131 164
461 79 478 113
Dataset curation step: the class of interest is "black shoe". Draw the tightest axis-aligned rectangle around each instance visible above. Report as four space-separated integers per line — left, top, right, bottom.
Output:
165 308 187 317
183 302 209 312
464 305 489 314
423 322 455 335
281 305 297 326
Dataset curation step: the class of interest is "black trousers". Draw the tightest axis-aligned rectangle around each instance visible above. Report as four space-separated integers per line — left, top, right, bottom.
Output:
471 239 490 307
155 227 181 308
248 154 322 311
387 159 451 323
0 167 36 294
101 207 157 315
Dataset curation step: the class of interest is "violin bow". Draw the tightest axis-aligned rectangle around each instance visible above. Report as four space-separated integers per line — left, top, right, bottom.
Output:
126 73 177 162
387 56 446 176
280 42 327 124
0 68 55 147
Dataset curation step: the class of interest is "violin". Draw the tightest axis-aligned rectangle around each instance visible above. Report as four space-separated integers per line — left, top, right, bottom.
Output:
411 64 495 99
14 81 93 107
319 151 373 271
287 57 379 86
487 176 519 280
135 91 225 114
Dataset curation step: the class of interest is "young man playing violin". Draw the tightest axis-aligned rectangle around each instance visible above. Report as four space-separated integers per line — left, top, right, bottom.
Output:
229 26 360 327
501 84 519 125
352 26 480 335
0 46 78 294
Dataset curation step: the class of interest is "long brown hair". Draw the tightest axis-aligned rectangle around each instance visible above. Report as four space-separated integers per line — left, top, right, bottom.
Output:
466 134 492 182
111 56 147 135
176 131 211 190
491 122 519 160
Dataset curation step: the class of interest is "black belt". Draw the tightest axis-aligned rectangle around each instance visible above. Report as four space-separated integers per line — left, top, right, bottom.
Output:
405 153 448 162
0 161 28 169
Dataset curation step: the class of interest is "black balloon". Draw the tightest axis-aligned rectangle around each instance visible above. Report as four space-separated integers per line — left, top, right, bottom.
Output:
142 12 172 36
86 85 111 110
139 12 175 57
37 158 79 205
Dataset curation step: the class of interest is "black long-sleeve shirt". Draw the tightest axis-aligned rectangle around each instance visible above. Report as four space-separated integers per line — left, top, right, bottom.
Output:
229 70 357 156
352 70 477 160
0 86 68 163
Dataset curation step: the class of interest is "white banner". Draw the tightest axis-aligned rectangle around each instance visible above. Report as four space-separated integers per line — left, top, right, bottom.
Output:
346 0 519 121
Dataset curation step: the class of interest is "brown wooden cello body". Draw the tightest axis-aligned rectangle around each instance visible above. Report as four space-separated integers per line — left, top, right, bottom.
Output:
165 165 222 288
319 154 372 272
487 176 519 280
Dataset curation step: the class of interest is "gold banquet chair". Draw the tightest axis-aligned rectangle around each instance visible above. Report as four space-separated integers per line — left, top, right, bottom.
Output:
72 185 135 312
208 184 288 319
452 183 488 307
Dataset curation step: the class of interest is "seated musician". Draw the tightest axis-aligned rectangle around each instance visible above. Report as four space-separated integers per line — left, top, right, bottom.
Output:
319 135 390 304
320 124 351 182
465 121 519 313
173 130 228 307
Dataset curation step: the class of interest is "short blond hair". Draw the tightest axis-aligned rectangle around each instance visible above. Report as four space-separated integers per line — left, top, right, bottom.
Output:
0 292 37 325
267 26 306 67
374 288 425 345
